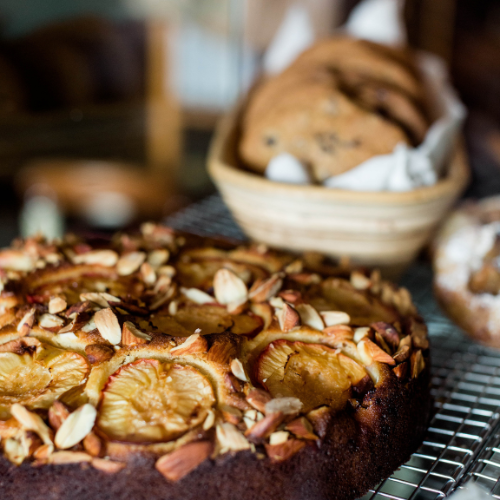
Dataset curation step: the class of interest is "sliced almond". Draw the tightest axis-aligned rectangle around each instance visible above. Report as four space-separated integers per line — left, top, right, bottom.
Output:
181 287 215 305
11 404 53 449
269 431 289 445
202 409 215 431
265 397 303 416
353 327 371 343
245 412 284 443
4 436 29 465
350 271 371 290
140 262 157 286
49 451 93 464
265 439 305 463
213 269 248 307
48 401 70 431
94 308 122 345
17 308 36 336
296 303 324 331
248 274 283 303
284 259 303 274
216 423 250 452
83 432 103 457
307 406 332 439
170 333 207 356
411 350 425 378
285 417 318 440
0 250 34 271
148 249 169 268
277 303 300 332
408 318 429 350
158 265 176 278
39 313 65 331
168 300 178 316
49 297 67 315
230 358 248 382
393 335 412 363
121 321 152 346
246 388 272 413
156 441 213 482
55 404 97 450
357 339 396 366
91 457 126 473
80 292 120 308
220 405 242 425
321 311 350 327
117 251 146 276
371 322 400 350
393 361 408 379
73 250 118 267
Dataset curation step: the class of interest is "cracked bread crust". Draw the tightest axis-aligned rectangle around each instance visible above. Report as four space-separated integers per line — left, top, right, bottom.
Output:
0 225 431 500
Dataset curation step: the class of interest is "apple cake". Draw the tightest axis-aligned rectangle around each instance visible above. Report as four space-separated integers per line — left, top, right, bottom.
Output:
239 36 431 182
0 224 430 500
434 196 500 347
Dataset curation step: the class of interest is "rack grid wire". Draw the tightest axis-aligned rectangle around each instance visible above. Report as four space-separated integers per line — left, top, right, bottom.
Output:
166 194 500 499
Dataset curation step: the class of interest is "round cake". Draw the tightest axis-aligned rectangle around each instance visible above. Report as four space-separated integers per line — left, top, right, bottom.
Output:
0 224 430 500
434 195 500 347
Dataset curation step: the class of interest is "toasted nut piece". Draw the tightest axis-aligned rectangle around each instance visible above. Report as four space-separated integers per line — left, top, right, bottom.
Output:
85 344 114 365
17 308 36 336
306 406 332 439
148 249 169 268
49 297 67 314
171 333 208 356
374 333 392 354
168 300 178 316
216 423 250 452
246 388 272 413
91 458 126 473
249 275 283 303
411 350 425 378
158 265 176 278
289 273 321 285
4 435 29 465
357 339 396 366
39 313 65 331
122 322 152 346
296 304 324 331
393 335 412 363
278 290 302 303
220 405 242 425
277 303 301 332
245 411 284 443
11 404 53 448
94 308 121 345
202 409 215 431
269 431 289 445
150 283 177 310
265 439 305 463
285 417 318 440
285 260 303 274
33 443 52 462
83 432 103 457
117 252 146 276
214 269 248 307
154 275 172 294
156 441 213 482
0 337 40 354
350 271 371 290
181 287 215 305
49 451 93 464
48 401 70 431
0 250 34 271
371 322 400 350
73 250 118 267
230 358 248 382
409 318 429 350
265 397 303 416
321 311 350 327
140 262 157 286
393 287 416 315
393 361 409 379
353 327 372 343
80 292 119 308
55 404 97 450
270 296 285 309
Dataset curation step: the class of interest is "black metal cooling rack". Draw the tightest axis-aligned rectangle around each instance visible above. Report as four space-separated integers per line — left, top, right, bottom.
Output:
166 194 500 499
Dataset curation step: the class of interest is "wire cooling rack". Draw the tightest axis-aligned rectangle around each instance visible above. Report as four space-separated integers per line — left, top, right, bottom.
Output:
166 194 500 499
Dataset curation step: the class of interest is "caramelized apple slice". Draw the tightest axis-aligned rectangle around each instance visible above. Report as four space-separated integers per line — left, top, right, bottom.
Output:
97 359 215 443
0 344 89 410
255 340 367 412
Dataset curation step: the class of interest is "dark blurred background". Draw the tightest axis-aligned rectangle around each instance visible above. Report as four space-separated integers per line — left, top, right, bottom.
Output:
0 0 497 245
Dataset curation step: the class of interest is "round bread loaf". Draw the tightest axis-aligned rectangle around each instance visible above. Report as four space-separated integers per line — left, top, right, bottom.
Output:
434 196 500 347
0 225 430 500
239 36 430 182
